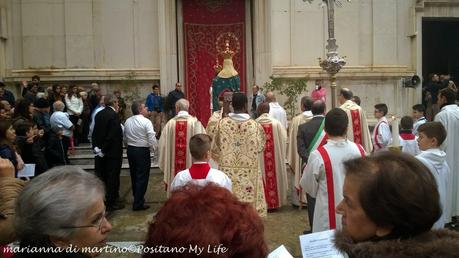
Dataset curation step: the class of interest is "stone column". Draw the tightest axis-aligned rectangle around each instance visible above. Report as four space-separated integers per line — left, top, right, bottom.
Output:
252 0 272 86
158 0 178 95
0 1 6 79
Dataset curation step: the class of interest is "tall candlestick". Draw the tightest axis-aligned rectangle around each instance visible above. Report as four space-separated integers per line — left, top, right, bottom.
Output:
391 116 400 146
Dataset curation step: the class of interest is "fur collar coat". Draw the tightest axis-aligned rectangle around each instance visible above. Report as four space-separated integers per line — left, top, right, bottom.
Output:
334 229 459 258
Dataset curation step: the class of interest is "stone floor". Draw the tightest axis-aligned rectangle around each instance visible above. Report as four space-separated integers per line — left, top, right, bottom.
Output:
100 168 308 257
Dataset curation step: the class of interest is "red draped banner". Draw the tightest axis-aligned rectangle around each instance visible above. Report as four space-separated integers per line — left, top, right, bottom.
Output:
183 0 246 126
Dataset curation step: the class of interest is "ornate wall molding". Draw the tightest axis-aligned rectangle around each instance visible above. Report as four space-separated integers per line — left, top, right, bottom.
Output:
3 68 160 82
272 65 415 79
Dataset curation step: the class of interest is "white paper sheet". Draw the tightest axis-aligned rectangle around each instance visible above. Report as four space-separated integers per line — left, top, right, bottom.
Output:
299 230 344 258
267 245 294 258
17 163 35 177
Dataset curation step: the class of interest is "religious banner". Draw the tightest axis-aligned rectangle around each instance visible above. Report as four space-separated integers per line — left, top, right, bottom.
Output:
183 0 246 125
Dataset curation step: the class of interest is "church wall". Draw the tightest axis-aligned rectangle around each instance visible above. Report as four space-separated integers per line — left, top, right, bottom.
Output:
1 0 160 99
270 0 418 122
1 0 459 119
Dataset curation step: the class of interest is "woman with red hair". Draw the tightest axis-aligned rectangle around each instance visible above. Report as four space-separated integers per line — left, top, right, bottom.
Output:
143 183 267 258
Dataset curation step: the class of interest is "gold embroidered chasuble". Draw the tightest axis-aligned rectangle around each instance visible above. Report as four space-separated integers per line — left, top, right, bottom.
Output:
211 115 267 216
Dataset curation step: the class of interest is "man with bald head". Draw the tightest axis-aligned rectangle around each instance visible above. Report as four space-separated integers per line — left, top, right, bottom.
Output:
287 96 314 206
159 98 205 196
255 102 288 210
338 88 372 153
50 100 74 165
266 91 288 129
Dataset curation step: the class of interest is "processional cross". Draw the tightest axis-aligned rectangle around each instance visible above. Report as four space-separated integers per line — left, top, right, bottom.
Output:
305 0 349 108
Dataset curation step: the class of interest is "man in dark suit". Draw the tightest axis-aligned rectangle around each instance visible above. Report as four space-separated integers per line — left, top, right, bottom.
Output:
297 100 326 233
92 94 124 211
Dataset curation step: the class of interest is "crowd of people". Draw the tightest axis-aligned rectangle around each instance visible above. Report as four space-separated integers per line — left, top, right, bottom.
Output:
1 75 459 257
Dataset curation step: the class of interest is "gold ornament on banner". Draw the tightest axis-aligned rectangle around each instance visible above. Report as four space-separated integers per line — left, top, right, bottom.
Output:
216 32 240 59
214 32 239 78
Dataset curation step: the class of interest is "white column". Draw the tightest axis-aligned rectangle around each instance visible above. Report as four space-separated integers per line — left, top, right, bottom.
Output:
253 0 272 86
158 0 178 95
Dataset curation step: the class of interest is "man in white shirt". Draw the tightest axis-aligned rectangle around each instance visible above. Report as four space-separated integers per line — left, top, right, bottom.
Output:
266 91 288 129
124 100 157 211
50 100 74 163
171 134 231 192
372 103 392 152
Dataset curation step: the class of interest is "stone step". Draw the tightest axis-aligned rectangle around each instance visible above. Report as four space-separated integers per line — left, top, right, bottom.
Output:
76 164 162 176
68 154 158 166
69 153 156 160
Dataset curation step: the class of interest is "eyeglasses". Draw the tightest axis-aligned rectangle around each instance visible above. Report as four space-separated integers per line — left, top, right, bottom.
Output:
61 210 107 231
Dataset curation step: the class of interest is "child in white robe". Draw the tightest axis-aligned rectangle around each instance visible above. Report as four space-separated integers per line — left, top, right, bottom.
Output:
372 103 392 152
416 122 451 228
171 134 232 192
399 116 420 156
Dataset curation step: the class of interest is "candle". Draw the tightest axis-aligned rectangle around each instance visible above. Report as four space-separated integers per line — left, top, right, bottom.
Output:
391 116 400 146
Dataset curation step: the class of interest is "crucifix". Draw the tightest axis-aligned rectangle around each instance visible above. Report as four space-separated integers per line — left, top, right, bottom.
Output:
305 0 349 108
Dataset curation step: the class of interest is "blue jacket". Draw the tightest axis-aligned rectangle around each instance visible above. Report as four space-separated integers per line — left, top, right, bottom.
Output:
146 93 163 112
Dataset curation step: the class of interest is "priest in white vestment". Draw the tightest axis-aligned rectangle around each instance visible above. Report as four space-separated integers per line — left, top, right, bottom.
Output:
266 91 288 130
434 88 459 218
301 108 366 233
339 88 372 153
159 99 206 196
287 96 314 206
416 121 450 228
206 102 223 168
211 93 267 217
171 134 232 192
255 103 288 209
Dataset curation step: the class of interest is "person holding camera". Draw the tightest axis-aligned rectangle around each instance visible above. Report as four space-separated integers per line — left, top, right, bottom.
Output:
146 85 164 139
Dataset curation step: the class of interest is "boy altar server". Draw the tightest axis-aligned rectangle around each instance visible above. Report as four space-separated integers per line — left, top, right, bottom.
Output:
372 103 392 152
301 108 366 233
171 134 232 192
416 122 451 228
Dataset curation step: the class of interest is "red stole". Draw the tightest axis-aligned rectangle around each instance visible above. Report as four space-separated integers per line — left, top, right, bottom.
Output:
373 120 387 151
261 123 280 209
317 143 365 229
400 133 415 140
174 121 188 175
189 163 211 179
350 109 362 145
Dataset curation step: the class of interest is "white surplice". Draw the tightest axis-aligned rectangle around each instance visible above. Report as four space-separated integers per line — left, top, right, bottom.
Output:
300 139 365 233
171 163 232 192
372 116 392 152
434 104 459 216
269 102 288 130
416 148 451 228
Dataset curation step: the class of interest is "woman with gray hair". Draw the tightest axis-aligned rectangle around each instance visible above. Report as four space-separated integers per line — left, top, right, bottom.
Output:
13 166 112 257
